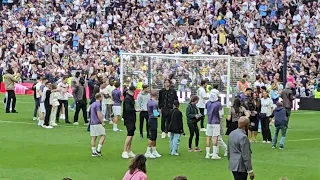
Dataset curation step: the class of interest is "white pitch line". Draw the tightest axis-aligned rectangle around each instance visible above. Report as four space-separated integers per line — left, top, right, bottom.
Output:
0 120 319 142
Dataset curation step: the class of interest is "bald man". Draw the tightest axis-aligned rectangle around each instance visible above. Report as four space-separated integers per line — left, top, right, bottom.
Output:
228 117 255 180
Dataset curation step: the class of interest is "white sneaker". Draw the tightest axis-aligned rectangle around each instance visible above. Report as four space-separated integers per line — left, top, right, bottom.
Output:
152 151 162 158
161 132 166 139
128 151 136 158
109 121 114 125
121 152 129 159
60 115 65 120
84 123 89 125
73 122 79 125
33 117 37 121
144 152 156 159
200 128 206 132
171 153 179 156
262 140 267 143
205 154 210 159
121 118 124 121
267 141 271 144
224 151 228 157
103 119 107 122
211 155 222 160
51 123 58 127
167 132 171 138
113 129 122 132
45 126 53 129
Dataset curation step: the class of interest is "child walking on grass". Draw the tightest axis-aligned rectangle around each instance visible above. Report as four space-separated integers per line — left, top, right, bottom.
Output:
50 84 60 127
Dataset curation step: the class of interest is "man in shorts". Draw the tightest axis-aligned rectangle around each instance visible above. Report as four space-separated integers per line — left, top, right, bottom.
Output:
205 90 224 159
144 90 161 159
111 82 122 131
121 86 140 159
90 93 106 157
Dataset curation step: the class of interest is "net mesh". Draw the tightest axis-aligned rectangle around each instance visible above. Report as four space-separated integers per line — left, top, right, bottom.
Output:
121 54 257 98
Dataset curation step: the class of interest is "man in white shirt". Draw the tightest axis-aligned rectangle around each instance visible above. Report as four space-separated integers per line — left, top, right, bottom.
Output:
57 77 71 124
197 80 209 132
253 76 264 88
100 81 109 121
105 80 115 123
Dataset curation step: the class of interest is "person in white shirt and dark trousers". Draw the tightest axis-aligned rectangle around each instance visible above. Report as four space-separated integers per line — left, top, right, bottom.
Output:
197 80 209 132
137 85 151 138
260 91 273 143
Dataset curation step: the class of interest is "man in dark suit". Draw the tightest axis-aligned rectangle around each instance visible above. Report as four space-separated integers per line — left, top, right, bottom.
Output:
228 117 255 180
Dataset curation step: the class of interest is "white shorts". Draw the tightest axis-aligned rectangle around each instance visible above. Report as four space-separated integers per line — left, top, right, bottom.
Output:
90 124 106 137
40 103 46 113
206 124 220 137
112 106 121 116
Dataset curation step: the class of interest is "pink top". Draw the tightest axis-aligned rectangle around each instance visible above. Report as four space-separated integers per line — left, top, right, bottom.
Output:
122 170 148 180
287 76 296 88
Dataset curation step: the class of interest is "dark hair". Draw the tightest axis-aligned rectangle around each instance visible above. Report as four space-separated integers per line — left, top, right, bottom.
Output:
75 72 80 78
164 78 171 84
114 82 120 88
142 84 148 89
232 98 242 114
79 77 85 85
62 178 72 180
212 84 219 89
129 154 147 174
7 68 13 74
261 86 267 91
200 80 207 86
190 96 199 103
129 85 136 91
174 176 187 180
173 100 179 108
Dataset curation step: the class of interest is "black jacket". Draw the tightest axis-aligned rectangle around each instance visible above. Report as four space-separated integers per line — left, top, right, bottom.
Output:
158 88 178 109
122 93 136 124
167 108 184 134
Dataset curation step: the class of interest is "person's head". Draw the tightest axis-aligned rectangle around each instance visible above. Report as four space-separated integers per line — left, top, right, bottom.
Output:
62 77 68 84
114 82 120 88
209 89 219 102
200 80 207 87
190 96 199 105
62 178 72 180
142 84 149 93
174 176 188 180
285 82 292 89
100 81 107 89
109 80 114 86
173 100 179 108
164 78 171 88
129 154 147 174
46 82 52 89
75 72 80 78
276 101 283 107
7 68 13 74
245 88 253 96
150 90 157 98
128 85 136 95
90 73 97 80
36 76 41 82
51 84 57 91
79 77 85 85
212 84 219 90
238 116 250 131
95 92 102 101
261 86 267 92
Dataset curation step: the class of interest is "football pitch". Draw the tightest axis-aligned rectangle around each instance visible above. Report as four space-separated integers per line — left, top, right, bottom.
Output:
0 95 320 180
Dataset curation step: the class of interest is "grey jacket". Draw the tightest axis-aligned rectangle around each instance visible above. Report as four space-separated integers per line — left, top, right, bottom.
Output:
281 88 294 109
228 128 253 173
73 84 86 102
137 91 151 112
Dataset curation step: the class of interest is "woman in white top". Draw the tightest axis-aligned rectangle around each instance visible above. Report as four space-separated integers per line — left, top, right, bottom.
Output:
260 91 273 143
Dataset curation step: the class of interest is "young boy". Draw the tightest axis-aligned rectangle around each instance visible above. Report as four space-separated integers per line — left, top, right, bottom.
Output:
167 100 184 156
90 93 106 157
145 90 161 158
269 102 289 150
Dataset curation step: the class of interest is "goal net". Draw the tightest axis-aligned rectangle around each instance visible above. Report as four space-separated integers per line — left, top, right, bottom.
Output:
120 53 257 107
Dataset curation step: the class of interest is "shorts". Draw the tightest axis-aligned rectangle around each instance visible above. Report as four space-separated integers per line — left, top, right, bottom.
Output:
149 128 157 141
249 116 259 131
112 106 121 116
206 124 220 137
90 124 106 137
40 103 46 113
126 123 136 136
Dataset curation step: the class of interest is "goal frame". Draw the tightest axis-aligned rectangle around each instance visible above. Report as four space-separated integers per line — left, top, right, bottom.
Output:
120 53 232 107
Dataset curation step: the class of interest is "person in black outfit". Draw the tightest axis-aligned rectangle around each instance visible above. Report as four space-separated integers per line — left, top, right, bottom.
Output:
44 83 52 128
73 77 88 125
167 100 184 156
158 78 178 139
87 77 101 131
121 86 139 159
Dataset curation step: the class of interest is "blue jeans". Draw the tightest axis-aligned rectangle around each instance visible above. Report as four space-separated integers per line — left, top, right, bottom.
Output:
169 133 181 155
272 125 287 147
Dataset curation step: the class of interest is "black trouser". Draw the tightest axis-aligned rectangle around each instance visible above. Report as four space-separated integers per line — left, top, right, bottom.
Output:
285 108 291 126
261 116 272 141
161 107 171 133
56 100 69 122
44 105 52 126
232 172 248 180
199 108 205 128
6 90 16 112
140 111 149 137
33 98 40 117
74 101 88 123
188 122 199 148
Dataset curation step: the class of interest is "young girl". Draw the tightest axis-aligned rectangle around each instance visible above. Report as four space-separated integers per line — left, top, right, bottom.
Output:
186 96 202 152
50 84 60 127
167 100 184 156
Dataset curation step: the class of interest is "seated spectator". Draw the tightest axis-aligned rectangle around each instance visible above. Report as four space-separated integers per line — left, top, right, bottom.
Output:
122 154 148 180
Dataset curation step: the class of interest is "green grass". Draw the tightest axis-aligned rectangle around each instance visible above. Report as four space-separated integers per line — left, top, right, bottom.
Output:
0 95 320 180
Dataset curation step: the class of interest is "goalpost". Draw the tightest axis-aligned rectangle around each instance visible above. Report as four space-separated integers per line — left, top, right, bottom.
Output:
120 53 257 107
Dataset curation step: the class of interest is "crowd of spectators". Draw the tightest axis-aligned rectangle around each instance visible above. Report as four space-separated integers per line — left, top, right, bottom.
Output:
0 0 319 97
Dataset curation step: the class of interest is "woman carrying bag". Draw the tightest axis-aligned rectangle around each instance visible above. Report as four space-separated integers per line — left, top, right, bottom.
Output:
186 96 203 152
226 98 249 135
